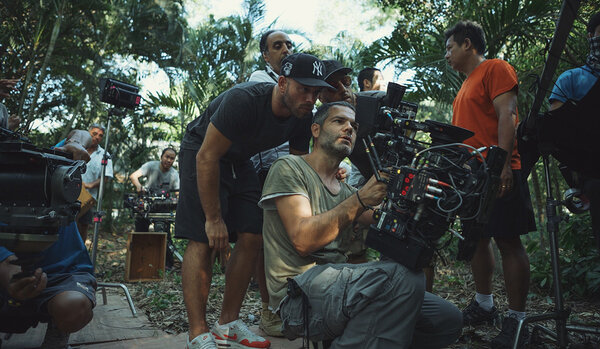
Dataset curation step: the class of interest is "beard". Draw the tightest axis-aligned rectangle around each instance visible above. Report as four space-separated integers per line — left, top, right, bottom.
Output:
319 130 353 159
282 90 313 119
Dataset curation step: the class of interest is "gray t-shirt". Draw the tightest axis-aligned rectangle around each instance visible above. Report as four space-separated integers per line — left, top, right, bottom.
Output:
138 160 179 192
259 155 357 309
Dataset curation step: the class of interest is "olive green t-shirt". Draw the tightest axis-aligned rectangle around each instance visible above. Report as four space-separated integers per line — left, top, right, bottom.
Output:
259 155 357 309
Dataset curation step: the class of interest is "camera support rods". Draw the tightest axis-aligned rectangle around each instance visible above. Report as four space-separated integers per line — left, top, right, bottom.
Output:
89 107 137 317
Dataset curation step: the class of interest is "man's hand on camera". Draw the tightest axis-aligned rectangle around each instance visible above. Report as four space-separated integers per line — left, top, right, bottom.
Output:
56 142 91 162
358 172 389 207
335 167 347 182
8 267 47 301
205 218 230 251
0 78 19 98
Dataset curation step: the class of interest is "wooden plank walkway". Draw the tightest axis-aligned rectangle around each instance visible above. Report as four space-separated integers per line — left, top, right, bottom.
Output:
1 290 302 349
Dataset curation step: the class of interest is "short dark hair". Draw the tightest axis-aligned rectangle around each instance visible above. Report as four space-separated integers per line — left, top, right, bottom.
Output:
444 20 486 55
357 67 380 91
259 30 277 53
313 101 356 127
88 123 105 132
588 12 600 34
161 147 177 157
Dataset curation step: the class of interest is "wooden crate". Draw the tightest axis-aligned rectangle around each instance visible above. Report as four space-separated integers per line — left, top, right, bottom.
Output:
125 232 167 282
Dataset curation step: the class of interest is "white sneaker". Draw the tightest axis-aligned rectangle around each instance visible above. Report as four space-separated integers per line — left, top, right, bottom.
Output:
211 319 271 348
186 332 217 349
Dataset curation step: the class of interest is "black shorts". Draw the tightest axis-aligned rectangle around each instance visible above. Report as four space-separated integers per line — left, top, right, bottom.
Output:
174 148 262 243
476 170 537 238
0 272 97 333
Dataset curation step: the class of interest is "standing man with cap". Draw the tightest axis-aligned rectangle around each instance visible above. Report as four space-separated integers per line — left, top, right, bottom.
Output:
320 60 355 105
248 29 294 338
176 53 332 349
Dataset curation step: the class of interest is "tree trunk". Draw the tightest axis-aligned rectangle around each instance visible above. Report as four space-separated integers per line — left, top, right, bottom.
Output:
25 0 66 132
17 9 45 122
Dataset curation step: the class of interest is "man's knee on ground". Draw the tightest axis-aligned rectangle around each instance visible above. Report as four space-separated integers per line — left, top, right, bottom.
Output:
48 291 93 333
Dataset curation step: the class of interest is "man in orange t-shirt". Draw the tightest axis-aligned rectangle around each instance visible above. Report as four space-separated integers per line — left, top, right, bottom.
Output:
445 20 536 349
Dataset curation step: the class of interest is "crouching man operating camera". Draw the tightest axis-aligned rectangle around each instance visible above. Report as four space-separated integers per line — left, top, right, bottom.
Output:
259 102 462 348
0 129 96 349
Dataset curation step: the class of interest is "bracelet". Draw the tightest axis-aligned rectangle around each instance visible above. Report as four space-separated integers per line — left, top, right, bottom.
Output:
356 191 373 211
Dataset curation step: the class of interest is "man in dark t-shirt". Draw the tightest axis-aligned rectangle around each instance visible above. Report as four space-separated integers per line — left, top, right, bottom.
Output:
175 53 332 349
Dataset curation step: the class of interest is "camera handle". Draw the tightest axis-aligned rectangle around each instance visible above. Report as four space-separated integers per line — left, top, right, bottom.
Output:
362 136 387 183
89 107 137 317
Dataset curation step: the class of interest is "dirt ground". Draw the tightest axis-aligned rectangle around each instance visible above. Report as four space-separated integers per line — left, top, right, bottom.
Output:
94 230 600 348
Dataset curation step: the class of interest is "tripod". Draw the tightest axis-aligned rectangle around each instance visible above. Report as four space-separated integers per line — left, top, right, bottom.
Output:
89 108 137 317
509 150 600 349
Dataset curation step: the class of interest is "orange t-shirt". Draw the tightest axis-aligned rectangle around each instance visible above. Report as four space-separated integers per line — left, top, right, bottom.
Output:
452 59 521 170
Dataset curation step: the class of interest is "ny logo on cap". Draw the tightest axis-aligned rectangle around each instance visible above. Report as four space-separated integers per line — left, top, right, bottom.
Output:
282 62 293 76
312 61 323 76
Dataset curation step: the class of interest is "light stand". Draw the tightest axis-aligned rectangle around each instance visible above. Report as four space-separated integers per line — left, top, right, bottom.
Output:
510 150 600 349
90 107 137 317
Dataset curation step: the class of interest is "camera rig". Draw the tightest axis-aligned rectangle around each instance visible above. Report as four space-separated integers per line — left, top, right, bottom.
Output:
0 127 85 253
352 83 506 270
123 188 178 219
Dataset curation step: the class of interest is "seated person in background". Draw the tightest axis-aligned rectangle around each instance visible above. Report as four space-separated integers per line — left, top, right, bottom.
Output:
260 102 462 348
129 147 180 232
0 130 97 349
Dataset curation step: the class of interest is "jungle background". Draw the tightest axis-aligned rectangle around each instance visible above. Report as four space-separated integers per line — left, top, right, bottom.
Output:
1 0 599 347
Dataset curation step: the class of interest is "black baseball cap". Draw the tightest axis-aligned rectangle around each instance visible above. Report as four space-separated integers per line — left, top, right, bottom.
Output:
280 53 333 89
323 60 353 81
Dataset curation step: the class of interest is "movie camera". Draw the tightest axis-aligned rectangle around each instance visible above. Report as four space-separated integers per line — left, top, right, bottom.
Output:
0 127 85 253
352 83 507 270
123 188 178 218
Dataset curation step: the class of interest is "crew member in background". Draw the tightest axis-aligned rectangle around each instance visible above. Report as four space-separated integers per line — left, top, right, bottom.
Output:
0 78 21 130
444 20 536 348
129 147 179 231
549 12 600 251
129 147 180 269
357 67 386 92
78 123 113 242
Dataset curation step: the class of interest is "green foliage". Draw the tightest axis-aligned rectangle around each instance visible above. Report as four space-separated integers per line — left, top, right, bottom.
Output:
528 213 600 298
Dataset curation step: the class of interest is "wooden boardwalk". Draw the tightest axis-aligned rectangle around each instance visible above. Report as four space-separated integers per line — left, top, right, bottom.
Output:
1 290 302 349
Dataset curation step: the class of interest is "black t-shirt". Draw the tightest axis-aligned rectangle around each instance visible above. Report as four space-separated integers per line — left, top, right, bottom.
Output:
181 82 311 162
